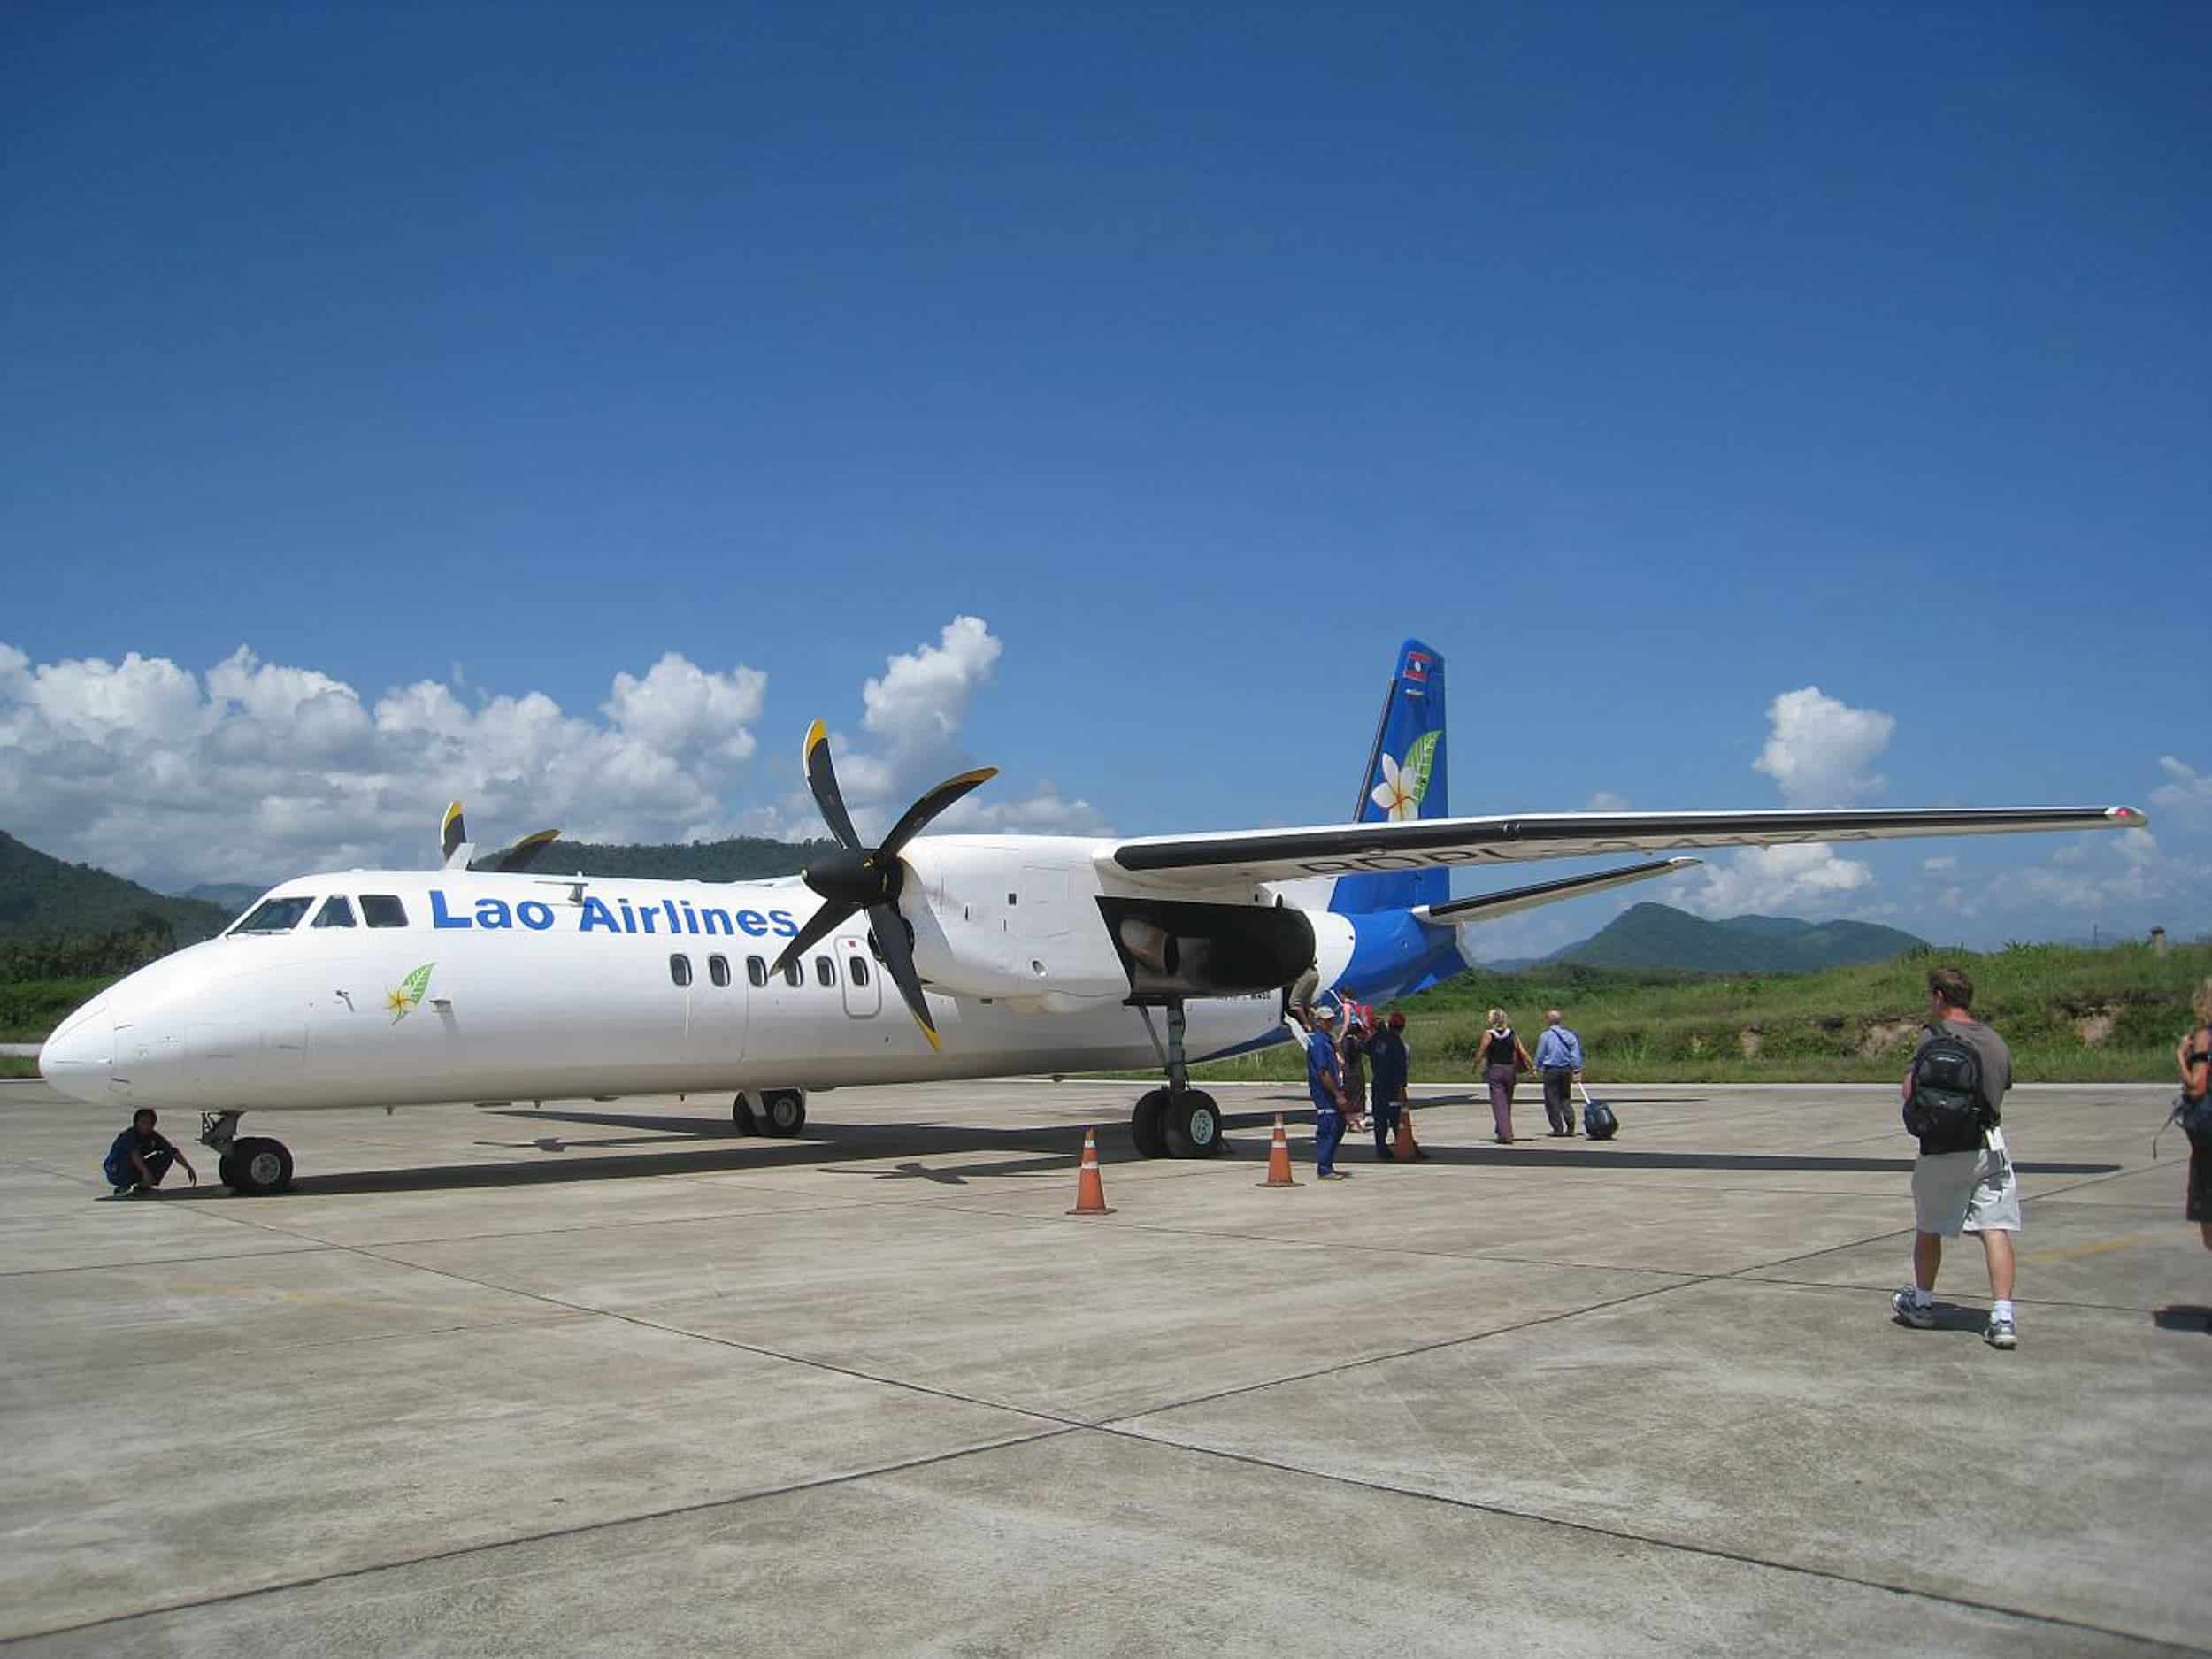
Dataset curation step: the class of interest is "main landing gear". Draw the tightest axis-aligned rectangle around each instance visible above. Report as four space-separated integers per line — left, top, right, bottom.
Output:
200 1111 295 1196
1128 1000 1224 1160
732 1089 807 1137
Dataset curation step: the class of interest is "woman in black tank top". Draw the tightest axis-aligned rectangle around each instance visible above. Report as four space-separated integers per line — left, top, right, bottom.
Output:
1479 1010 1534 1143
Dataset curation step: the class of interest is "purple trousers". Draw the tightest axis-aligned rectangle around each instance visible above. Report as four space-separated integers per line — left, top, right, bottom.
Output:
1485 1064 1518 1140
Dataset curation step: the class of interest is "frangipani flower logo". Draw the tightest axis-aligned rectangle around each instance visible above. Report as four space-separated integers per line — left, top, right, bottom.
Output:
1371 732 1440 821
385 963 434 1024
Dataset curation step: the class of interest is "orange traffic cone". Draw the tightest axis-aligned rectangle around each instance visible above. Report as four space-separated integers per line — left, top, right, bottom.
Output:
1067 1127 1116 1215
1394 1102 1426 1161
1257 1112 1301 1187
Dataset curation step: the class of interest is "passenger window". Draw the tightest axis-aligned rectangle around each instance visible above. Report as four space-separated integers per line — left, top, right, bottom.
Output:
311 895 357 929
709 955 730 987
782 959 802 987
848 955 870 987
670 954 693 987
361 895 409 928
746 956 767 987
233 896 313 933
814 956 835 987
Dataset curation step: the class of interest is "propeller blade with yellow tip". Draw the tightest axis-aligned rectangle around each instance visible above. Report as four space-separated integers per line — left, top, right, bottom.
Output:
782 720 992 1053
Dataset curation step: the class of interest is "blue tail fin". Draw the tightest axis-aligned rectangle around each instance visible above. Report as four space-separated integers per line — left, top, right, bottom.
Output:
1330 640 1448 917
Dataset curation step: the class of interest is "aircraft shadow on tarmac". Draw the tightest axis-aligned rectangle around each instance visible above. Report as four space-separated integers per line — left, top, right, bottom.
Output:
148 1099 2121 1198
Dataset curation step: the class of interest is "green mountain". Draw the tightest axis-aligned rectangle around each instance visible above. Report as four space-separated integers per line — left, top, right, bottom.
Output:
1553 902 1928 972
0 832 236 944
524 835 835 882
180 881 266 916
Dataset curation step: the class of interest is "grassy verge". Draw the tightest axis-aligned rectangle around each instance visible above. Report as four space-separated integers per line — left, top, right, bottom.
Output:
0 1056 39 1079
0 977 116 1044
1137 939 2212 1087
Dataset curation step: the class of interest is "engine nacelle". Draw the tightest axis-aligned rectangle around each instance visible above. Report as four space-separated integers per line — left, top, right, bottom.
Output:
897 839 1324 1004
902 838 1131 1000
1096 897 1316 1001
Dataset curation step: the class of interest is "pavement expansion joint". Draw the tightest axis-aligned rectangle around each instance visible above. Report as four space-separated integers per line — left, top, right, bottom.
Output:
0 1241 338 1279
230 1194 887 1253
1094 1428 2212 1659
1 1425 1084 1649
1732 1271 2187 1317
1097 1273 1708 1429
338 1240 1098 1431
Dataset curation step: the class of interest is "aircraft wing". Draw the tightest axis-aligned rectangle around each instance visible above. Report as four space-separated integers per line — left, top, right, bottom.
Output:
1103 805 2147 889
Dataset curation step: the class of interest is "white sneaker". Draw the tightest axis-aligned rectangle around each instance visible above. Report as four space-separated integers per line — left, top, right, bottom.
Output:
1985 1314 2017 1350
1891 1288 1936 1329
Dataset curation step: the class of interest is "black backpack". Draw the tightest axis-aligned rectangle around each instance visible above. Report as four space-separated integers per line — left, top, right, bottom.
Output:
1904 1031 1986 1148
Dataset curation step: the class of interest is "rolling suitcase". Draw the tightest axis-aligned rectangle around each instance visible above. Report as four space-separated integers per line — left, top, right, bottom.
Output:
1577 1080 1618 1141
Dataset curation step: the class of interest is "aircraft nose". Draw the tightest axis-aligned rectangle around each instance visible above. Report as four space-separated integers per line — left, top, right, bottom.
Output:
38 997 112 1103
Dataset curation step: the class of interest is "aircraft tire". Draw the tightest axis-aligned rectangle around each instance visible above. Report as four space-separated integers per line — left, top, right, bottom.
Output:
763 1089 806 1136
1130 1089 1170 1159
1159 1089 1224 1160
228 1137 294 1196
216 1150 241 1189
732 1095 759 1134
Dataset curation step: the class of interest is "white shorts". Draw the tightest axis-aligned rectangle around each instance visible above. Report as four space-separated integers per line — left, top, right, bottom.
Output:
1911 1130 2021 1236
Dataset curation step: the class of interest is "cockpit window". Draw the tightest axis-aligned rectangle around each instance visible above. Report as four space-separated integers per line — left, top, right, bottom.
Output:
234 896 314 934
311 895 357 929
360 895 409 928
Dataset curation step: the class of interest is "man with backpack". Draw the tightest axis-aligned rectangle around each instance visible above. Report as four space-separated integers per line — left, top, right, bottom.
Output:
1892 966 2020 1350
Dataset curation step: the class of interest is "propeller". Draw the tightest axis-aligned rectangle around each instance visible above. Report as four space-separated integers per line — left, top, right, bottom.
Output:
772 720 995 1052
439 803 564 874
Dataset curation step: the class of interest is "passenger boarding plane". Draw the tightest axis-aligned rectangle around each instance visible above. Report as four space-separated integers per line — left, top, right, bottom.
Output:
40 641 2146 1194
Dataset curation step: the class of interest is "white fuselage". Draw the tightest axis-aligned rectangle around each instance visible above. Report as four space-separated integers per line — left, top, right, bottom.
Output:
38 858 1297 1116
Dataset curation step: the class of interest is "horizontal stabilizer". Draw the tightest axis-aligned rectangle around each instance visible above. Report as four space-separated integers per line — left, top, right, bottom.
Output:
1411 857 1699 925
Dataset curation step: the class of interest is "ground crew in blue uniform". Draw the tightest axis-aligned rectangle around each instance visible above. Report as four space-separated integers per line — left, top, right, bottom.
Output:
1368 1009 1414 1160
103 1108 197 1196
1305 1003 1352 1179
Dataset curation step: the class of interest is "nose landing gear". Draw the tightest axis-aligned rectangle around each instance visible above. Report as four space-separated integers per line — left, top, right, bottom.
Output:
200 1111 296 1196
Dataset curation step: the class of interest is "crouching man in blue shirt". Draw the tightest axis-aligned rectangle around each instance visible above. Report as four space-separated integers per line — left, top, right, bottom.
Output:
104 1109 197 1197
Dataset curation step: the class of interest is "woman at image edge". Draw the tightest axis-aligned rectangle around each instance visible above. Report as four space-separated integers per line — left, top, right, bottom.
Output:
2180 977 2212 1252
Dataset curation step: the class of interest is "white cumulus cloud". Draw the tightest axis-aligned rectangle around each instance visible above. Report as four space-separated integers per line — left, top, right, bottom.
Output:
1680 842 1876 918
0 641 769 890
604 652 766 763
772 617 1107 841
2151 756 2212 828
1752 687 1895 807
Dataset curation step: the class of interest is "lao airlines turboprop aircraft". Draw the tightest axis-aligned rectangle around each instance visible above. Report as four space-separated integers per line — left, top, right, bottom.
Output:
39 641 2147 1195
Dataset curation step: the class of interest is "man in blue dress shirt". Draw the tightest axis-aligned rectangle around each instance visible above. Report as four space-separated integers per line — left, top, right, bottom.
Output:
1535 1009 1586 1137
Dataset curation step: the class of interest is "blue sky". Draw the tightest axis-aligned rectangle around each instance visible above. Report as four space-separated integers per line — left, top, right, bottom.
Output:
3 3 2206 951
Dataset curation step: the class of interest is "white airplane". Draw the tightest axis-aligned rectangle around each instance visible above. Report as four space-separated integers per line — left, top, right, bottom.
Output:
39 641 2147 1194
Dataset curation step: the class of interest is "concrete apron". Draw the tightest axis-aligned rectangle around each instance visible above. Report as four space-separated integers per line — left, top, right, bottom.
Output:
1 1077 2203 1655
